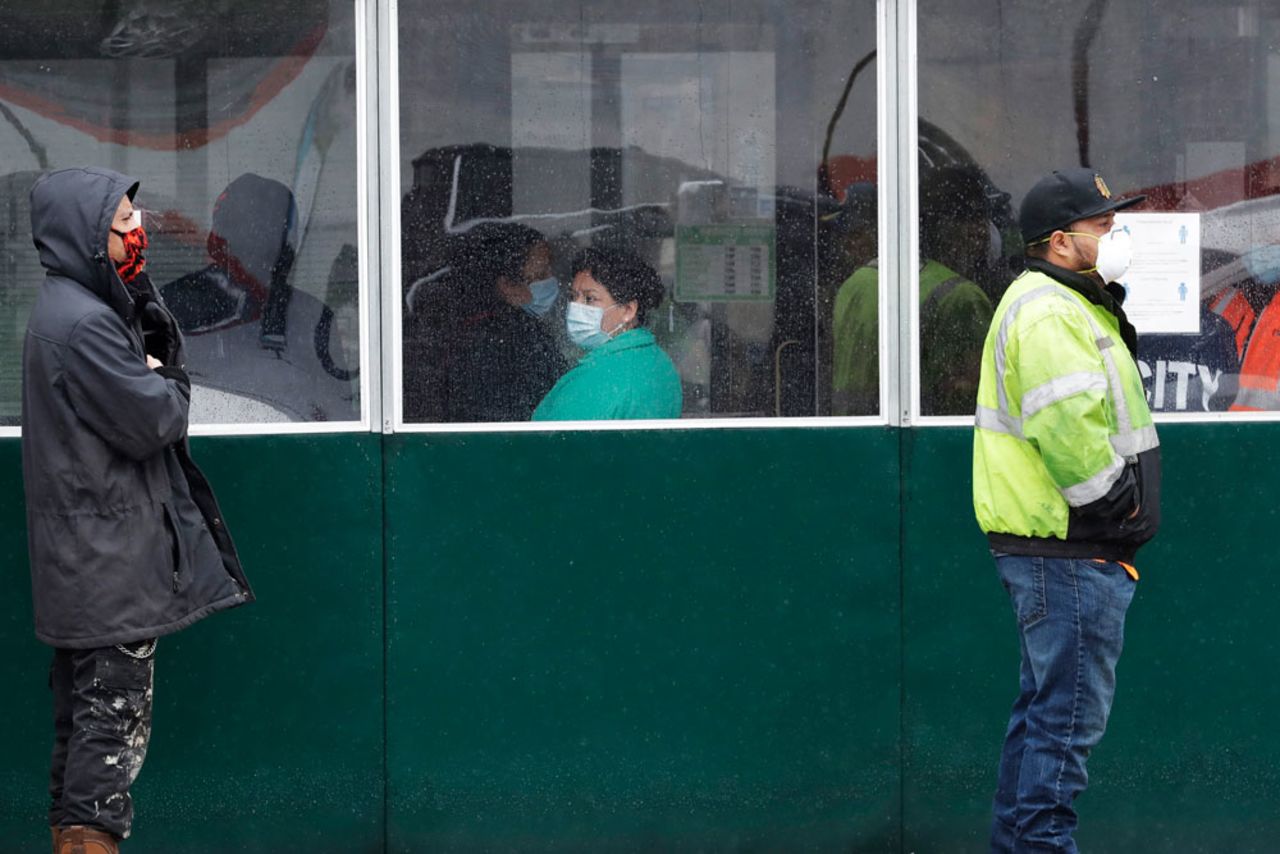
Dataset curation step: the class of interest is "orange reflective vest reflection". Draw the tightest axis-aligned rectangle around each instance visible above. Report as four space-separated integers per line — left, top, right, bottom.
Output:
1230 292 1280 411
1210 287 1257 361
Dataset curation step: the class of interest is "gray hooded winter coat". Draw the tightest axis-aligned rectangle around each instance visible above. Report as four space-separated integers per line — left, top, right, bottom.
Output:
22 167 253 648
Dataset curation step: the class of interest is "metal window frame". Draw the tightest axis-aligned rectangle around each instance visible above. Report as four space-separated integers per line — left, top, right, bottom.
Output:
387 0 899 434
7 0 1266 440
381 0 405 434
902 0 1279 429
195 0 380 437
880 0 914 429
0 0 377 440
174 0 380 437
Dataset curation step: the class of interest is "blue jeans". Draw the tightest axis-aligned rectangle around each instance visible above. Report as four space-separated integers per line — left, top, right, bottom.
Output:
989 555 1136 853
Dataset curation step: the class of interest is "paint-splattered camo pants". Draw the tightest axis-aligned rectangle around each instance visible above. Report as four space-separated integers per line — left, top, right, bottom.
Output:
48 639 156 840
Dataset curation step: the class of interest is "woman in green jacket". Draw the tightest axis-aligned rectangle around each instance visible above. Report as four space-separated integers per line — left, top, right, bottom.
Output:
532 247 682 421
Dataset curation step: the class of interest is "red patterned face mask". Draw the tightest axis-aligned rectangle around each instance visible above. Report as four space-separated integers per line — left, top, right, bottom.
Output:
112 225 148 283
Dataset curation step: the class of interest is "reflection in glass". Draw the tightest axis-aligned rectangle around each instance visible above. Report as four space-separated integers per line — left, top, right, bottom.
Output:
399 0 878 423
0 0 360 425
920 0 1280 413
160 173 359 422
403 222 568 422
832 163 1003 415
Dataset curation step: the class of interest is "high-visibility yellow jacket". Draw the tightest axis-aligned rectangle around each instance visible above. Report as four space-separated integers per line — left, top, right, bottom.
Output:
972 259 1161 563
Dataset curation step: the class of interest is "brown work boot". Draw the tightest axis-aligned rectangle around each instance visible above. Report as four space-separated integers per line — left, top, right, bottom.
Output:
51 826 61 854
58 826 119 854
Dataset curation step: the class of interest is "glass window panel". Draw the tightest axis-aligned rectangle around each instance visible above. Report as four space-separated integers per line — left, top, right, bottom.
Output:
398 1 878 424
918 0 1280 415
0 0 360 426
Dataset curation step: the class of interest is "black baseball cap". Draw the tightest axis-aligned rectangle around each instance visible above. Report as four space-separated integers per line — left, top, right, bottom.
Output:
1019 167 1146 244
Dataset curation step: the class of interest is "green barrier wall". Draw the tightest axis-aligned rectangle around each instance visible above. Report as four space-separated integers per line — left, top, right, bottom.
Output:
384 429 902 851
0 423 1277 851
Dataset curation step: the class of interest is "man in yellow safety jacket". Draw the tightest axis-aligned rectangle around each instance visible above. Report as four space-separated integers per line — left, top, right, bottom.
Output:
973 167 1161 853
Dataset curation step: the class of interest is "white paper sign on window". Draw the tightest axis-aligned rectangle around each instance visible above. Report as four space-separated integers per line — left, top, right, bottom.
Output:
1115 212 1201 335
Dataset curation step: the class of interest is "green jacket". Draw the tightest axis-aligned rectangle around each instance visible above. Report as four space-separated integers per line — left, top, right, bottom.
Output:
831 258 992 415
972 259 1161 563
532 328 682 421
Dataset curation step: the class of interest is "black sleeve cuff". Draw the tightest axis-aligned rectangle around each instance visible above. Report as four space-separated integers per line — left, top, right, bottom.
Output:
155 365 191 395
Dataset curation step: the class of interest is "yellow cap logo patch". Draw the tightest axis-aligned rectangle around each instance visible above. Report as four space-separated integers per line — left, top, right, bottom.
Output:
1094 174 1112 199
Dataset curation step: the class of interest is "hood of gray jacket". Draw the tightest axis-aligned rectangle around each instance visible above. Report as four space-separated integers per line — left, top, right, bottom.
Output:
30 166 139 321
23 165 252 648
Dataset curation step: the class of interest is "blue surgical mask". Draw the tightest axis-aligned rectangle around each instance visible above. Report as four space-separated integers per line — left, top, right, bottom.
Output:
523 276 560 317
566 300 622 350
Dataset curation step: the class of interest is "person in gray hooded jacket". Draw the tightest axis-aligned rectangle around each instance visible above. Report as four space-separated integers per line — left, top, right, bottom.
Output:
22 167 254 853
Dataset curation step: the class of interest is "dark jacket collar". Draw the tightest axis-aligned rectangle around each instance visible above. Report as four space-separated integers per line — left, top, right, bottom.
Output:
1025 257 1138 357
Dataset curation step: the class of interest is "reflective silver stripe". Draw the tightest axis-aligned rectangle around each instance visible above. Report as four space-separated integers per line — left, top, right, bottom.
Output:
1211 289 1235 315
1020 372 1108 421
994 283 1060 415
1056 293 1130 425
1111 425 1160 457
1233 386 1280 410
1061 454 1126 507
975 405 1023 438
1053 290 1146 442
1098 346 1134 436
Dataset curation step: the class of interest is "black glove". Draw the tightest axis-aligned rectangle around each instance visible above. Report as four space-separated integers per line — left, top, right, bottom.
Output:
139 299 181 367
126 272 181 365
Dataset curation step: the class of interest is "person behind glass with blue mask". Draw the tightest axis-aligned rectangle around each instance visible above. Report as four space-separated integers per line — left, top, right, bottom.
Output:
533 247 681 421
433 221 568 422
